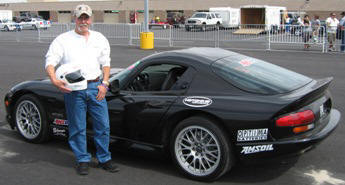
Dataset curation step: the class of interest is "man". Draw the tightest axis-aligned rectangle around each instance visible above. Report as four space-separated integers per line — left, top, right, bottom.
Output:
326 12 339 51
339 12 345 52
45 4 119 175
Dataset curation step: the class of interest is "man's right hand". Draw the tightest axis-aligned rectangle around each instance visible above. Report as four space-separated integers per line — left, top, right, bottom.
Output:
46 65 72 93
52 79 72 93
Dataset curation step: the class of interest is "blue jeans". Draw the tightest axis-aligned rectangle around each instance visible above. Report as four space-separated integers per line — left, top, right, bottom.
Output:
341 32 345 51
64 81 111 163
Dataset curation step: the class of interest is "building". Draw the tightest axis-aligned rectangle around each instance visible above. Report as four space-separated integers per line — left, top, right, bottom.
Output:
0 0 344 23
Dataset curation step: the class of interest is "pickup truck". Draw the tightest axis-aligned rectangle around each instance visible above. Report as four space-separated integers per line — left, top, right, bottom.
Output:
185 12 222 31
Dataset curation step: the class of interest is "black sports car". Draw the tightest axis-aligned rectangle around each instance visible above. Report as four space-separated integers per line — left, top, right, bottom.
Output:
4 47 341 181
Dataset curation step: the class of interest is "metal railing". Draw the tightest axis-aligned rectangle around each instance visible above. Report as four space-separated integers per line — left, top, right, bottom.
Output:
1 23 344 53
268 25 326 52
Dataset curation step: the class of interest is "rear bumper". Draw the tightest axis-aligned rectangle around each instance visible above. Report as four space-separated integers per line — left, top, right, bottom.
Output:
236 109 341 160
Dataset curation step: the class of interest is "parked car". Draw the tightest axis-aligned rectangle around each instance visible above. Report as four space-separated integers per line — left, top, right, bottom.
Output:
4 48 340 181
185 12 222 31
0 20 22 31
20 18 51 30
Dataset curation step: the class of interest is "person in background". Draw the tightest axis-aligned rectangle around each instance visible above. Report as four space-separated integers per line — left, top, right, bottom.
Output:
339 12 345 52
326 12 339 51
285 15 291 33
312 15 321 42
303 19 312 49
45 4 119 175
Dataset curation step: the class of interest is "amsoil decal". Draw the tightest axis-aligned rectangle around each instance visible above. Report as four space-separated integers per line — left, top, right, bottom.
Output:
53 119 68 126
183 96 212 108
241 144 274 154
237 128 268 141
52 127 67 137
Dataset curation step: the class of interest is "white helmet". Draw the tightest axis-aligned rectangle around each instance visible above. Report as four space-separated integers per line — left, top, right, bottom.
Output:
55 63 87 91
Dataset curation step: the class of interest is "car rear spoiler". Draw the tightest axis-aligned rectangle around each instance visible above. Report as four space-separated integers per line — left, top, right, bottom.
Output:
277 77 333 114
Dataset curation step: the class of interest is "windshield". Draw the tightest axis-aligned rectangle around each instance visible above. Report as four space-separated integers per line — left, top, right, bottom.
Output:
212 56 312 95
192 13 207 18
109 61 141 87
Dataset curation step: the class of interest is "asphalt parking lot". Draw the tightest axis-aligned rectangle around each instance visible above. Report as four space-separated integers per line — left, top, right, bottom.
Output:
0 41 344 185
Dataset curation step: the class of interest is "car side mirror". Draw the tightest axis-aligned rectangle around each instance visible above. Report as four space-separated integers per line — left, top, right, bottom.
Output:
110 79 120 95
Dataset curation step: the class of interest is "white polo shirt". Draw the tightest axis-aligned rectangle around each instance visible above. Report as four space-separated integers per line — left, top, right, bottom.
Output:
326 17 339 33
45 30 111 80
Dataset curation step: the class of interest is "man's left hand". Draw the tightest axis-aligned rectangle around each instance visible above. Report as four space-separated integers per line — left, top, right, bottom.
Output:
96 85 107 100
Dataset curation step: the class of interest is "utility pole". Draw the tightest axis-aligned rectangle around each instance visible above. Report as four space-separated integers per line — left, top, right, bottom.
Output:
144 0 149 32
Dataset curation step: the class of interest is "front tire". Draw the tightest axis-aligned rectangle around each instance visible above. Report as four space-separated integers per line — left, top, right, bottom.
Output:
14 94 50 143
170 116 234 181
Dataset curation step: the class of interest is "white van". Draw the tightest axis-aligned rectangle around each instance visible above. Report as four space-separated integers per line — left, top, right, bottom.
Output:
209 7 240 28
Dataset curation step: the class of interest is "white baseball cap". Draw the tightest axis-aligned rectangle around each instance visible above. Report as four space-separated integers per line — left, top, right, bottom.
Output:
74 4 92 18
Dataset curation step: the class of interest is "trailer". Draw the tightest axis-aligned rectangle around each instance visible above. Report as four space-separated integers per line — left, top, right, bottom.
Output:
0 10 12 21
209 7 240 28
235 5 286 34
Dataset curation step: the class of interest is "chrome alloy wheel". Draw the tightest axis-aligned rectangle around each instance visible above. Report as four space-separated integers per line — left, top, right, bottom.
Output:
174 126 221 176
15 100 42 139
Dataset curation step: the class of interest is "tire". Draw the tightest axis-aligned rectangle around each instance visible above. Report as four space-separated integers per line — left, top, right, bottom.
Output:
185 27 190 32
13 94 50 143
216 22 220 30
4 26 9 32
32 25 37 30
201 24 206 32
170 116 234 181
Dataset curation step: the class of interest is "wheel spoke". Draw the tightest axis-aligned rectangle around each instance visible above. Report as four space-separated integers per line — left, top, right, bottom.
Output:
204 155 217 164
179 141 191 149
200 158 206 171
205 150 218 159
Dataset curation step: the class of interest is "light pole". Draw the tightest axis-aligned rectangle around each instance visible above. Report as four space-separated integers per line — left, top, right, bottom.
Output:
140 0 154 49
144 0 149 32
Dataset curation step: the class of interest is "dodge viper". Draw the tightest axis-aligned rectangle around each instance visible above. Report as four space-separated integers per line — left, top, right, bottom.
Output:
4 47 341 181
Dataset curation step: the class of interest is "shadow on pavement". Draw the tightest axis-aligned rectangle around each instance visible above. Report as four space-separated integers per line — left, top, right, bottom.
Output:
1 126 298 183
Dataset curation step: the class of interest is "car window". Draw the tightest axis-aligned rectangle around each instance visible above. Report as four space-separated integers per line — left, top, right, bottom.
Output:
212 57 312 95
211 13 215 18
215 13 221 18
126 63 187 92
192 13 206 18
110 61 141 87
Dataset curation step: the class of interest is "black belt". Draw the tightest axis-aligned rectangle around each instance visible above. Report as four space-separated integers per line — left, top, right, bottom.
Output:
87 77 100 83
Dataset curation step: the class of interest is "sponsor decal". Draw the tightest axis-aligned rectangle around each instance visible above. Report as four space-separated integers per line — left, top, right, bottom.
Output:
53 119 68 126
241 144 274 154
237 128 268 141
183 96 212 108
52 127 67 137
239 59 254 67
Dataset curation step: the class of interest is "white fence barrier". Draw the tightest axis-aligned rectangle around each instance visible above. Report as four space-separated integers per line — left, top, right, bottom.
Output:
1 23 343 53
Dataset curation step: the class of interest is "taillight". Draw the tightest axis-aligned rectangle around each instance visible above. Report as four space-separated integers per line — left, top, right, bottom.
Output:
276 110 315 127
40 22 43 25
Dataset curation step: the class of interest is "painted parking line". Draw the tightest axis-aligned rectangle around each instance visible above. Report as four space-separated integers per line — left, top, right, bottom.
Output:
304 169 345 185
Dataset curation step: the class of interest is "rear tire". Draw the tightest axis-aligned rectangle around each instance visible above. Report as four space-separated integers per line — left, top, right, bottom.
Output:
13 94 50 143
4 26 9 32
201 24 206 32
170 116 234 181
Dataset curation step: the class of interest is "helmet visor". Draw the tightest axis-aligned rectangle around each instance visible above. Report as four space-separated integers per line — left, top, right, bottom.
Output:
65 70 85 83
